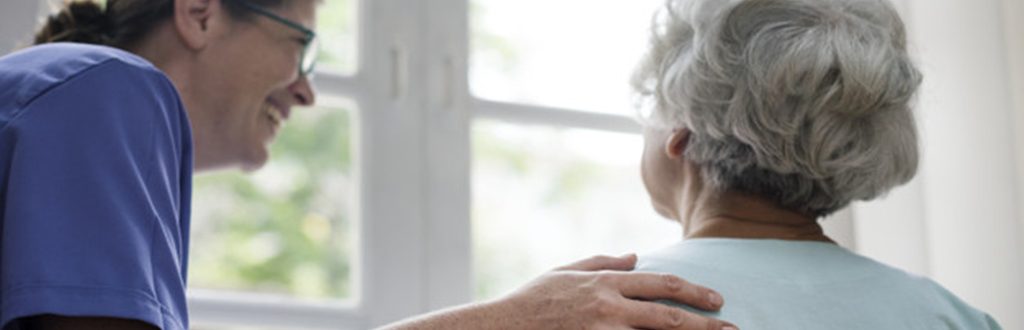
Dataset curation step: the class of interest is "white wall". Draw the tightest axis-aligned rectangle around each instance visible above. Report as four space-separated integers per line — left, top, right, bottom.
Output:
1006 0 1024 302
853 0 1024 328
914 0 1023 327
0 1 39 53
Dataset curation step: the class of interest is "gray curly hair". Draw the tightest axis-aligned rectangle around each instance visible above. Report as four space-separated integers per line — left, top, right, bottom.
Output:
632 0 922 217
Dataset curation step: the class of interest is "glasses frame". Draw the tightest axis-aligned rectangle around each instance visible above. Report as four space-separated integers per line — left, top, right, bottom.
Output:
228 0 319 76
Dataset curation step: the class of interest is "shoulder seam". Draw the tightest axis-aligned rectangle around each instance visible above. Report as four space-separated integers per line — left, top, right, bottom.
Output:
0 58 167 135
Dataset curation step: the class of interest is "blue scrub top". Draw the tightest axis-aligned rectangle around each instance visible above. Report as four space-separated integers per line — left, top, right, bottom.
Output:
0 43 193 330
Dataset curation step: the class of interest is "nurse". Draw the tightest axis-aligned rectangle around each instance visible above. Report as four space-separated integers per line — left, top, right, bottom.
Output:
0 0 734 329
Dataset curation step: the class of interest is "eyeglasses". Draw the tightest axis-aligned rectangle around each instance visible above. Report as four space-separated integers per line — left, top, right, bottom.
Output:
228 0 319 76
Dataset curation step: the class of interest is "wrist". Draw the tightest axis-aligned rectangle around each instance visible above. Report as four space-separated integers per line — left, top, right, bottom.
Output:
476 295 519 327
378 296 526 330
473 292 540 330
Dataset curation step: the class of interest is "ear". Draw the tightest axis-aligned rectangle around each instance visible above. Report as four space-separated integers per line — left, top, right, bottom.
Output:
664 128 691 160
173 0 218 50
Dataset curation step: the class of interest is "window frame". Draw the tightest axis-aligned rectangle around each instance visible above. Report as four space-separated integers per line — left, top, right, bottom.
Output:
187 0 860 327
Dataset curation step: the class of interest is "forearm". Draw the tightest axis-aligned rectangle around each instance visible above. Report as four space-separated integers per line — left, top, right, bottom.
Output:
376 298 529 330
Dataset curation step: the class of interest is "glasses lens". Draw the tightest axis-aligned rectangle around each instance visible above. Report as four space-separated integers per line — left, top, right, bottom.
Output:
302 37 319 75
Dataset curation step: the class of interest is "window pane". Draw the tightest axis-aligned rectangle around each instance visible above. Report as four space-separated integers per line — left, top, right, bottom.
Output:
472 121 680 300
190 104 356 301
316 0 358 74
470 0 663 114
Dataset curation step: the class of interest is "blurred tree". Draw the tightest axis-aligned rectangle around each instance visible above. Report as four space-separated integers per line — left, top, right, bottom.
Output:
316 0 356 73
190 106 354 300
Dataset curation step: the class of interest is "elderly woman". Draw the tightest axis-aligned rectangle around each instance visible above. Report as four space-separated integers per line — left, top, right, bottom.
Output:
631 0 1002 328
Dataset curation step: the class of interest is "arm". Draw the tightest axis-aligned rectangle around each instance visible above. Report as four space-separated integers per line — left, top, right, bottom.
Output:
0 60 190 330
13 316 158 330
379 254 737 330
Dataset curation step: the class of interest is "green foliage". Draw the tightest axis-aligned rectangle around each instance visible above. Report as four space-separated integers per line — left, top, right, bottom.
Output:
316 0 357 72
471 122 616 299
190 107 354 300
470 0 522 75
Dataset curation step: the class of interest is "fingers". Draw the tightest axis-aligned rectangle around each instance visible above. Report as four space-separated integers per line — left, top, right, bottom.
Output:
621 299 738 330
602 272 724 311
556 254 638 272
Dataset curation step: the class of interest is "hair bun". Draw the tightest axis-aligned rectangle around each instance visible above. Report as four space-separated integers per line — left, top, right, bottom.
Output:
34 1 114 45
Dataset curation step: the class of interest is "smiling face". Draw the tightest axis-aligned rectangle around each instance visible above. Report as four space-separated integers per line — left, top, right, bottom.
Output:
188 0 317 172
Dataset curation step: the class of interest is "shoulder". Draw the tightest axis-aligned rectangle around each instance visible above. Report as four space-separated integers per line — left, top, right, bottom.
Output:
636 240 1003 329
1 43 187 142
0 42 159 79
909 279 1004 329
0 42 177 112
1 43 190 173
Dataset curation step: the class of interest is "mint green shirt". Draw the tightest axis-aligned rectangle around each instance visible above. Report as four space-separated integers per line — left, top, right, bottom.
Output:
636 238 1001 330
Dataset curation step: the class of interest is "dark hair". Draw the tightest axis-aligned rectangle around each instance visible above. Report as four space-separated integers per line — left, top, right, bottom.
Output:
34 0 288 49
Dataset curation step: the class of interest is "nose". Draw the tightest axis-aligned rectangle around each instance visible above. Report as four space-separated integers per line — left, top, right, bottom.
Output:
288 74 317 107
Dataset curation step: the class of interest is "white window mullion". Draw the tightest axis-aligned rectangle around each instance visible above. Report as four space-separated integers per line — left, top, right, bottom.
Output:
420 0 474 311
360 0 431 327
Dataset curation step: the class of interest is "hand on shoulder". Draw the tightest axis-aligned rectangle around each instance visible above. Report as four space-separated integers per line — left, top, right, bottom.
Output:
498 254 736 330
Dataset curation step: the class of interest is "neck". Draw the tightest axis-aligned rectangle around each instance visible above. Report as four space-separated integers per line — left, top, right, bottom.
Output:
676 185 834 243
130 23 219 172
131 23 198 117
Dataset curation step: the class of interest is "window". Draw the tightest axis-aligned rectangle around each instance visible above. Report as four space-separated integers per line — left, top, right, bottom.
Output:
315 0 357 74
467 0 692 301
472 122 679 300
470 0 663 114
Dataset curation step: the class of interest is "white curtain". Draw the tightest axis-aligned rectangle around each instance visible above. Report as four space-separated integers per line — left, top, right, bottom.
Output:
852 0 1024 328
0 1 40 53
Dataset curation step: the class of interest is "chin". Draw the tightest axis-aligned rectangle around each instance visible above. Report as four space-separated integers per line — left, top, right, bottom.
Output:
238 146 271 172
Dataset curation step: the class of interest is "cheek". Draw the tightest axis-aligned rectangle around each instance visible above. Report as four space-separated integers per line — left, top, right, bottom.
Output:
269 46 301 84
640 146 654 192
640 143 665 198
641 141 681 203
256 54 297 91
641 151 675 219
239 46 298 94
